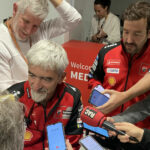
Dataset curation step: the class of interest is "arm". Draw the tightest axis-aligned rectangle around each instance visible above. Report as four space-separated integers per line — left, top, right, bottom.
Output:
104 18 121 43
90 16 100 42
122 72 150 101
39 0 82 39
114 122 144 144
88 49 105 89
0 44 14 92
65 86 83 150
112 94 150 123
104 16 121 43
97 72 150 114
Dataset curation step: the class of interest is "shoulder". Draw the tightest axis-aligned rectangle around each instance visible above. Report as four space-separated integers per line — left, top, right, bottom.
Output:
7 81 25 98
108 12 120 21
99 42 121 54
65 83 81 98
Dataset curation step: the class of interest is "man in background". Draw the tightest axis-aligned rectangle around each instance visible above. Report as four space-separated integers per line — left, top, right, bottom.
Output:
89 0 150 128
88 1 150 149
0 0 82 92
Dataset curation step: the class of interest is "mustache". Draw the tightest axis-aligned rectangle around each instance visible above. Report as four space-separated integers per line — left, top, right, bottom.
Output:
30 86 48 93
125 42 136 47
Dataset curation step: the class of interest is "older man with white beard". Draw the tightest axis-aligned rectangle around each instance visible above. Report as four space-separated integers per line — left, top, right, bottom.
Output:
7 39 83 150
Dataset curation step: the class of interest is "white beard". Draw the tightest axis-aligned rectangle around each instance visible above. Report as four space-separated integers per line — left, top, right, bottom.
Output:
12 15 28 41
31 89 47 103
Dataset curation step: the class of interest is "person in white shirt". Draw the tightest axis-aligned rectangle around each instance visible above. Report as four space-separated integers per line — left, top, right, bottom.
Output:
90 0 120 44
0 0 82 92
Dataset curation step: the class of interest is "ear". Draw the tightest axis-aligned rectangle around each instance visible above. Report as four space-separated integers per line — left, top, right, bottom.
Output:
58 72 66 84
148 30 150 39
13 3 18 17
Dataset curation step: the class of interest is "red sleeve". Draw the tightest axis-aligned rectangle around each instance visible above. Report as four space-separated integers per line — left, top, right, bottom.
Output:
88 78 102 90
66 134 83 150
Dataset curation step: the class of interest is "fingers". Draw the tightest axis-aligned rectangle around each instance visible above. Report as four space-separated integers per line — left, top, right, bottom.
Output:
117 134 130 143
101 89 114 95
96 101 113 114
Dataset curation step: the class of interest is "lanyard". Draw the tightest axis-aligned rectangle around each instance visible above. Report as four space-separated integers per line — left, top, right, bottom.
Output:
6 19 31 65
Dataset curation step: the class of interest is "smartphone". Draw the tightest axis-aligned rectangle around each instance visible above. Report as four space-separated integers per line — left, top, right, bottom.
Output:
79 135 104 150
89 89 109 106
83 122 109 137
47 122 66 150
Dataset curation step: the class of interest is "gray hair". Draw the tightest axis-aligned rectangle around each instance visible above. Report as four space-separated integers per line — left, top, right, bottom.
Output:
16 0 49 20
0 93 25 150
122 1 150 30
26 40 69 75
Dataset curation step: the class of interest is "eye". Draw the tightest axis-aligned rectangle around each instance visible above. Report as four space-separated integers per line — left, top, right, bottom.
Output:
41 77 52 82
123 30 129 35
29 73 36 78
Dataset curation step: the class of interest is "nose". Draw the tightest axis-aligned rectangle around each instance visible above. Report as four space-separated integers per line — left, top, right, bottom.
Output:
25 25 33 35
31 77 42 92
126 34 134 43
96 11 99 16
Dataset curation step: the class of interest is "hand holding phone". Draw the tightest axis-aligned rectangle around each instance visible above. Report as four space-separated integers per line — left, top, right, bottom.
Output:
79 135 104 150
89 89 109 106
47 122 66 150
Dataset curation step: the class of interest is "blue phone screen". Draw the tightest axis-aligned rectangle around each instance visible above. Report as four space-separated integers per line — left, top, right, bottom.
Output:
89 89 109 106
80 135 104 150
47 122 66 150
83 122 109 137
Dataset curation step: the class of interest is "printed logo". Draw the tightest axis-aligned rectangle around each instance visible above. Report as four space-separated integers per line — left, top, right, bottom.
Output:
24 130 33 141
139 63 150 75
107 68 120 74
108 76 116 86
84 108 96 119
107 59 121 65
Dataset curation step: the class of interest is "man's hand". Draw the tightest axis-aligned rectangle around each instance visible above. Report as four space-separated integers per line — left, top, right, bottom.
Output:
97 29 107 38
91 34 100 42
66 139 73 150
96 89 127 114
114 122 144 143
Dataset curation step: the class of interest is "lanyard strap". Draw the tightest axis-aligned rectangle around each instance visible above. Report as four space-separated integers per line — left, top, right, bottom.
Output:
6 19 31 64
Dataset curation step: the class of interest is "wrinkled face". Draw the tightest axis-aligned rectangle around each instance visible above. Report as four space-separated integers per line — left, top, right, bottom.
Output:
28 65 64 103
123 18 150 56
94 4 108 19
12 7 42 41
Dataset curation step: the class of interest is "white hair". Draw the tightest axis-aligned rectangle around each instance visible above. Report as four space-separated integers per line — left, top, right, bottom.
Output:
0 93 25 150
16 0 49 19
26 40 69 75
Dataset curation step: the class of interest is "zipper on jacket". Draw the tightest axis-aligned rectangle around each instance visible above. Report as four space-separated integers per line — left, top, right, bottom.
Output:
42 106 47 150
121 58 132 112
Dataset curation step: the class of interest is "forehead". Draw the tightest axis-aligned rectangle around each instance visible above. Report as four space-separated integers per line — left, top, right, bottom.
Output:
20 8 42 24
29 65 57 78
123 18 147 31
94 4 104 11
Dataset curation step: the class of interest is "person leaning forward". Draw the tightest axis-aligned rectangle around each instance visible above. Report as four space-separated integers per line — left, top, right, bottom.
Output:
7 40 83 150
0 0 82 92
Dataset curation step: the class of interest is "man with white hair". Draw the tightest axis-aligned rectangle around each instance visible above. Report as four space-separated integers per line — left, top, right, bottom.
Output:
0 0 82 92
7 39 83 150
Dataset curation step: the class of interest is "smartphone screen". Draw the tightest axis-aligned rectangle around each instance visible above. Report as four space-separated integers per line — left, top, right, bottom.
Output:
83 122 109 137
79 135 104 150
89 89 109 106
47 122 66 150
